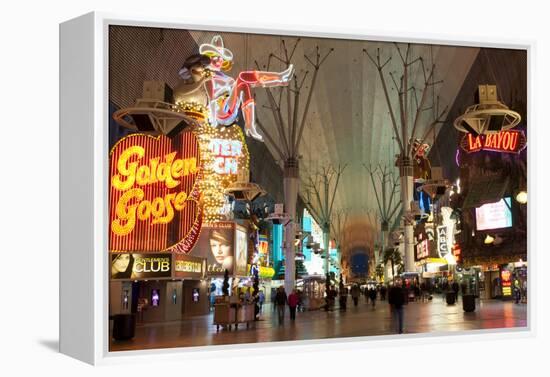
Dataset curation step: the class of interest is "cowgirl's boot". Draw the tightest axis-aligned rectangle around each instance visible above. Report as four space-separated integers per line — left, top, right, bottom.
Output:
241 100 263 141
256 64 294 87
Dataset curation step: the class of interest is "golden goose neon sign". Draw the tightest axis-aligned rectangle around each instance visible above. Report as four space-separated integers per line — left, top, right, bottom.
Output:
109 133 202 253
111 146 198 235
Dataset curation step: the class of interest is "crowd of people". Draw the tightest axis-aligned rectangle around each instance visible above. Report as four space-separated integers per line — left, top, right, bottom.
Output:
226 275 524 335
264 279 411 333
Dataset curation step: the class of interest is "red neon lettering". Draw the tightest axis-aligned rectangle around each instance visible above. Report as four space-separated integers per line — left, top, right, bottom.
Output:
509 132 518 151
462 130 525 154
468 134 482 151
483 135 493 148
502 132 511 150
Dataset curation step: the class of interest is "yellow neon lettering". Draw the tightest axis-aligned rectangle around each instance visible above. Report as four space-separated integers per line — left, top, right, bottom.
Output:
111 188 143 236
112 146 144 190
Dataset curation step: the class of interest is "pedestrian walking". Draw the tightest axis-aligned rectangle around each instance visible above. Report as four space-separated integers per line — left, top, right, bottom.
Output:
513 277 521 304
351 284 360 306
330 286 338 310
338 285 348 311
288 289 299 320
368 287 377 308
275 286 287 324
452 281 460 302
297 289 305 312
258 290 265 313
388 278 406 334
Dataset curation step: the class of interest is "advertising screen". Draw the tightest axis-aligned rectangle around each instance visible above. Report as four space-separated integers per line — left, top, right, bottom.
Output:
416 239 429 260
192 288 200 302
151 289 160 307
235 227 249 276
475 197 512 231
191 222 235 276
174 254 207 279
110 253 172 280
500 268 512 297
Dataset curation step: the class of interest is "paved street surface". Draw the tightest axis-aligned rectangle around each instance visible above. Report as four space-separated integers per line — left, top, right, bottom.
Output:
110 297 527 352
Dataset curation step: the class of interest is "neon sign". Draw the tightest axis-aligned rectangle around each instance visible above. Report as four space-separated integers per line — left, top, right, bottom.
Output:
437 226 449 258
452 244 461 264
460 130 526 154
500 268 512 297
109 133 202 253
199 35 294 141
416 239 429 260
209 138 243 175
111 253 172 280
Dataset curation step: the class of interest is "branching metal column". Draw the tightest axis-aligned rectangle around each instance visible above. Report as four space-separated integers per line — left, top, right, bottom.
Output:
364 44 447 274
255 39 334 292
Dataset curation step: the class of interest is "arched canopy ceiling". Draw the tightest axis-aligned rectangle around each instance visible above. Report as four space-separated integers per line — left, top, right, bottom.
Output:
185 31 479 256
188 31 478 256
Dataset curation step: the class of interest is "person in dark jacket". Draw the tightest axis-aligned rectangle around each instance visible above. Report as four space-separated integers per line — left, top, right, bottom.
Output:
339 286 348 311
388 278 406 334
350 284 361 306
275 286 288 324
452 281 460 302
368 287 377 308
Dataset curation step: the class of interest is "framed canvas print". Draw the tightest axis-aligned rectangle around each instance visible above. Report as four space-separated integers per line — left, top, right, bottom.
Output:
60 12 532 365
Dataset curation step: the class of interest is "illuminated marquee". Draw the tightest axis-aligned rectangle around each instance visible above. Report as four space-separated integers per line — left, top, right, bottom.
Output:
209 138 243 175
437 225 449 258
416 239 429 260
460 130 526 154
109 132 202 253
174 254 207 279
197 124 250 222
500 268 512 297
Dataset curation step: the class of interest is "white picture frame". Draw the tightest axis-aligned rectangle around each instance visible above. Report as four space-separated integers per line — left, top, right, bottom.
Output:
60 11 535 365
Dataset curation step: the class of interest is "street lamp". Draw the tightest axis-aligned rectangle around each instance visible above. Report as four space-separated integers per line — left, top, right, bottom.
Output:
484 234 495 245
515 191 527 204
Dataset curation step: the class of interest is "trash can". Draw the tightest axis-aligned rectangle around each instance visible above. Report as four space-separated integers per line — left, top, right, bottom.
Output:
112 314 135 340
462 294 476 312
446 291 456 305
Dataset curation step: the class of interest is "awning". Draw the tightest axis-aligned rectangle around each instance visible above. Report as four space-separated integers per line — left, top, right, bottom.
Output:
418 257 447 265
247 264 275 279
462 175 509 209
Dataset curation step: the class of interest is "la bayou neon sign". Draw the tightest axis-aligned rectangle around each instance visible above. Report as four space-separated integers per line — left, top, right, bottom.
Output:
460 130 526 154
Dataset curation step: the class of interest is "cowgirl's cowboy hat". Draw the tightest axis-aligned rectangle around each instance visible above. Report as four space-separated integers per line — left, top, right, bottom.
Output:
199 35 234 63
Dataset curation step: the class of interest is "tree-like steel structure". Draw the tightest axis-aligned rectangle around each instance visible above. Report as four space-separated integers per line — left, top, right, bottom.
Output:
303 164 347 275
364 44 448 272
364 164 402 277
331 208 349 279
255 39 334 293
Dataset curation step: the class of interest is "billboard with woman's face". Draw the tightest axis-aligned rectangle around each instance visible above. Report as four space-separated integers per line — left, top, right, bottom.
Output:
192 222 235 276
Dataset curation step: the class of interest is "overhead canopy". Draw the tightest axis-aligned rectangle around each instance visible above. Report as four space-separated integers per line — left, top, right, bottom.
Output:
189 32 479 255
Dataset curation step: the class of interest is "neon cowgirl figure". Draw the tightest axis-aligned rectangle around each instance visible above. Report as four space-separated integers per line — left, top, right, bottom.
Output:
179 35 294 141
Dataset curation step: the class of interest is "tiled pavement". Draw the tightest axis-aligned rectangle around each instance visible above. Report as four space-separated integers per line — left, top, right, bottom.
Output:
110 296 527 352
